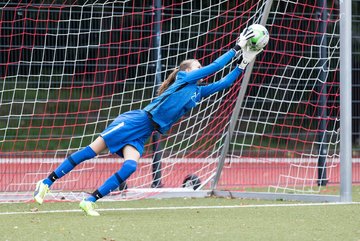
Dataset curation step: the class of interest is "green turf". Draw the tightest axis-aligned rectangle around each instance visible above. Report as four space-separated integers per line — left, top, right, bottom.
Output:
1 188 360 241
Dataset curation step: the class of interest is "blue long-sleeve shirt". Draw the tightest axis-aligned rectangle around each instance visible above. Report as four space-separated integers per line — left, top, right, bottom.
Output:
143 49 243 134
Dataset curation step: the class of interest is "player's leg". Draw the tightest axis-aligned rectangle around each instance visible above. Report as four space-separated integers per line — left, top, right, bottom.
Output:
34 137 107 204
80 145 140 216
84 144 139 202
45 137 106 186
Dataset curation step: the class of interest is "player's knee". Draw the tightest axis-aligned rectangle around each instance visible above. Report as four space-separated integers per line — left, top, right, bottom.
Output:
118 160 138 181
123 160 137 174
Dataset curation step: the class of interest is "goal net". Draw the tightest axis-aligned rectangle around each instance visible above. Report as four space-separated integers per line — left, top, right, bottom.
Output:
222 0 342 196
0 0 344 202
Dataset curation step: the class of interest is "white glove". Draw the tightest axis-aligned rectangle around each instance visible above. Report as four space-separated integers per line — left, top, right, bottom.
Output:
234 28 263 69
238 45 263 69
234 28 262 69
233 28 255 56
236 28 255 49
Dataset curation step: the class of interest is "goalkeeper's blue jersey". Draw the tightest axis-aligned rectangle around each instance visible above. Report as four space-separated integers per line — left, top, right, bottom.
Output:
144 49 243 134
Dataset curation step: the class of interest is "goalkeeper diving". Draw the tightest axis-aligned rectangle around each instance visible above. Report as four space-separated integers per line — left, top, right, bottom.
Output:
34 26 268 216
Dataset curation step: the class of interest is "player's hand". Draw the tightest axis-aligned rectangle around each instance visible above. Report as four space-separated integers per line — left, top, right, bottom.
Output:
236 28 255 49
237 46 263 69
233 28 255 55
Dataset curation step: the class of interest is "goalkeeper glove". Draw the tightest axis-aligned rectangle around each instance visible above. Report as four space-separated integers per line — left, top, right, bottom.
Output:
237 28 255 49
236 28 263 69
237 46 263 70
233 27 255 54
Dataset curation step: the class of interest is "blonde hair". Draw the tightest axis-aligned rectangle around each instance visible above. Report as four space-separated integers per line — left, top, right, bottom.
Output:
157 59 199 95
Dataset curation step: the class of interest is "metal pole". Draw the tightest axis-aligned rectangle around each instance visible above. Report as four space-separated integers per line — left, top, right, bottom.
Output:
211 0 274 190
151 0 163 188
340 0 352 202
317 0 328 186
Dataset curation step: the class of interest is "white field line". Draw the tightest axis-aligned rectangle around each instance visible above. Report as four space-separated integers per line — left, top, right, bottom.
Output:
0 202 359 216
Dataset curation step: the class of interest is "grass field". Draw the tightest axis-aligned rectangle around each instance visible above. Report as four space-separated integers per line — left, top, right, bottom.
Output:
1 187 360 241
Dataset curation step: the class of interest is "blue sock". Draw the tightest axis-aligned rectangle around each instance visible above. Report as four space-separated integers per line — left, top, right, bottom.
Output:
86 160 137 202
43 146 96 187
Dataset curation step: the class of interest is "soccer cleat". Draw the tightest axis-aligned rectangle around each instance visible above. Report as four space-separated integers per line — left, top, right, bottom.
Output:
33 180 50 204
79 199 100 216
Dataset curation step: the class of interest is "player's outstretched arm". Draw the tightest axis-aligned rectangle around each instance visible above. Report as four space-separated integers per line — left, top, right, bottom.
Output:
200 25 269 98
184 31 255 84
199 67 243 98
199 45 263 99
183 50 236 84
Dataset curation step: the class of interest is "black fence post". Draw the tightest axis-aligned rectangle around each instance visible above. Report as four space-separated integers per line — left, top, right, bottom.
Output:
151 0 163 188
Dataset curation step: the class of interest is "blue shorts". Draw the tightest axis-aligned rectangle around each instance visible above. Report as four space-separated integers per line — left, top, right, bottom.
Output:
100 110 154 157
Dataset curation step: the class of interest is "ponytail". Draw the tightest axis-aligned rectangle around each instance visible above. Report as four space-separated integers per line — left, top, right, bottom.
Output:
158 68 179 95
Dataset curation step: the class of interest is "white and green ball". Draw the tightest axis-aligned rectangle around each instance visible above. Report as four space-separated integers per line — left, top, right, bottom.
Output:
247 24 269 51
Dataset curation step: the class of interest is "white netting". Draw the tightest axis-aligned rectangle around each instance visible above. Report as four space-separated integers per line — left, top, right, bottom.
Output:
227 0 340 194
0 0 342 201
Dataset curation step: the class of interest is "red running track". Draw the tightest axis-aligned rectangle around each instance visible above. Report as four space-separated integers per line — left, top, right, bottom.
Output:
1 161 360 192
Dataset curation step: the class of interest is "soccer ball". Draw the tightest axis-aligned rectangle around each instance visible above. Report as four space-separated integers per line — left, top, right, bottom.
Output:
247 24 269 51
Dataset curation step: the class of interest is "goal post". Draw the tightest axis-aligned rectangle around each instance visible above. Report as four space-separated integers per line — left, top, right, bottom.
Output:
0 0 352 203
339 0 352 202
